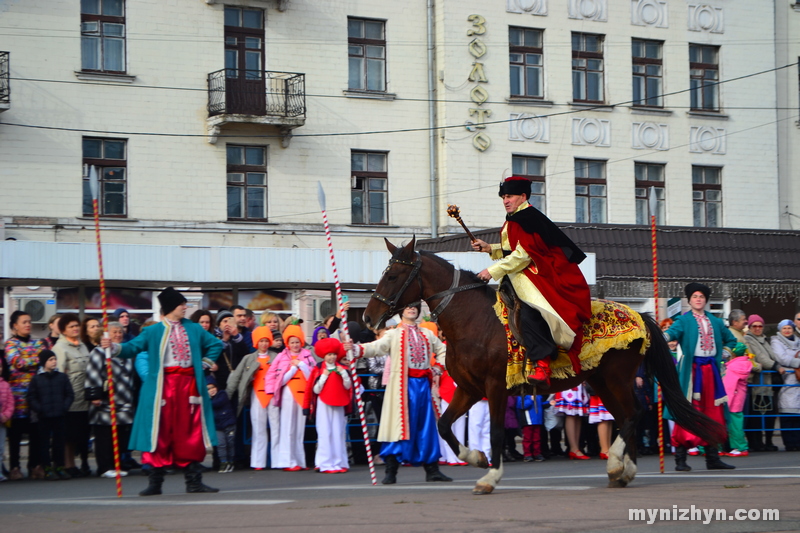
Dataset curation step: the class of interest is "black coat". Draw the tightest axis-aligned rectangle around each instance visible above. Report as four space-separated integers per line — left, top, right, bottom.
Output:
27 370 74 418
210 390 236 430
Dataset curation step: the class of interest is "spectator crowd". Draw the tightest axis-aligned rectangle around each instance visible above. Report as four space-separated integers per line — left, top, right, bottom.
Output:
2 298 800 483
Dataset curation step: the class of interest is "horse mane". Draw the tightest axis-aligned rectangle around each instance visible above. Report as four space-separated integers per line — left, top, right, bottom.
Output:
418 249 494 298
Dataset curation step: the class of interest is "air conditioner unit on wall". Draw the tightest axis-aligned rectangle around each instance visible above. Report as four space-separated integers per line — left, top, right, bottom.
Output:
314 299 333 322
16 297 57 324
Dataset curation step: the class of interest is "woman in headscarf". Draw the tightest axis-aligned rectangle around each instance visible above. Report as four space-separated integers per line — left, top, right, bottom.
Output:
770 319 800 451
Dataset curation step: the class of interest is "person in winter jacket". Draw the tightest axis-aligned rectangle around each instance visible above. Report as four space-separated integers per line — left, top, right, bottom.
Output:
26 349 74 480
743 314 784 452
85 322 136 478
226 326 276 471
4 310 45 480
516 395 545 462
303 338 352 473
0 353 15 482
770 320 800 451
207 376 237 473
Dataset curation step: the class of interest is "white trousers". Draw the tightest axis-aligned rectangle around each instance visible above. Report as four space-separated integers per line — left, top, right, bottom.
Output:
272 387 307 469
250 389 280 468
468 399 492 463
438 399 466 464
314 401 349 472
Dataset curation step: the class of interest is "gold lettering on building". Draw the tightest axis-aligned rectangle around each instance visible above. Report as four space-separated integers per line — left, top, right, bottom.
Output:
465 14 491 152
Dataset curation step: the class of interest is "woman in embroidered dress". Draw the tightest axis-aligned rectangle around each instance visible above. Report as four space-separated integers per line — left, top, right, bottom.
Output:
770 320 800 451
265 324 315 471
553 385 590 459
588 394 614 459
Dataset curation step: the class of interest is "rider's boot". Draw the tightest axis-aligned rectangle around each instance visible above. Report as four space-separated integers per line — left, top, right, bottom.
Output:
527 359 551 386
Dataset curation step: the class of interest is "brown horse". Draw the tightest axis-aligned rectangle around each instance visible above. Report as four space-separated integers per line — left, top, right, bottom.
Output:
363 238 726 494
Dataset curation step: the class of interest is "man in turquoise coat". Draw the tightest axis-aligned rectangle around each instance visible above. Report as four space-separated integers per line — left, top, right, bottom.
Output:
664 282 736 472
102 287 223 496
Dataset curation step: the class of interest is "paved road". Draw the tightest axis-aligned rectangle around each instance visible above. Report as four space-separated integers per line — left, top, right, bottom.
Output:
2 452 799 532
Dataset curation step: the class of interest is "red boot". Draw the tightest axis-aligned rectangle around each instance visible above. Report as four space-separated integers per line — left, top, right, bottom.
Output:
527 359 551 386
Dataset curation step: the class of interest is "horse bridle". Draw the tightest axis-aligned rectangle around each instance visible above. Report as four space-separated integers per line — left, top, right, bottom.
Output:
371 251 485 325
371 254 424 326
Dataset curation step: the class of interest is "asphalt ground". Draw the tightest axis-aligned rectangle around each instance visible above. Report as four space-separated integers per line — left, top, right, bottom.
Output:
1 450 799 533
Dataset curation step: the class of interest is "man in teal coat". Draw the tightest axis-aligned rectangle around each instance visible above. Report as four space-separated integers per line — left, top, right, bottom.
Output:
664 282 736 472
102 287 223 496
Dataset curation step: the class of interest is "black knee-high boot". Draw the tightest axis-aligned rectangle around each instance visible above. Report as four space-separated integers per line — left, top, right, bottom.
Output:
382 455 399 485
185 462 219 493
423 462 453 482
139 467 165 496
674 447 691 472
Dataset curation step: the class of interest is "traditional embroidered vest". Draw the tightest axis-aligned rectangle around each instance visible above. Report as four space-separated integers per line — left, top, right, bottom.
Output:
319 367 351 407
253 356 273 408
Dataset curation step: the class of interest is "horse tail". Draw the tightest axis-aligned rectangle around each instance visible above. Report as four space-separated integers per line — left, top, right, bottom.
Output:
641 313 727 446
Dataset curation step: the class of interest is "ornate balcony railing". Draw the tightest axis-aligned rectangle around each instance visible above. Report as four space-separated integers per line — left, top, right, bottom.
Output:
0 52 9 107
207 69 305 118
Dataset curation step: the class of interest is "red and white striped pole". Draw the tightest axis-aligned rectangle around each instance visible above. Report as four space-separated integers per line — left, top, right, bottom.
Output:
649 187 665 475
317 183 377 485
89 165 123 497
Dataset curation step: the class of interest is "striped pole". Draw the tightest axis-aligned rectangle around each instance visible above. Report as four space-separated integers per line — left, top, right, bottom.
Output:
317 183 377 485
89 166 123 497
649 187 664 474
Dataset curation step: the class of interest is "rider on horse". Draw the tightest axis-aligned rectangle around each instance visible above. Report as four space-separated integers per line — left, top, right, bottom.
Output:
474 176 592 385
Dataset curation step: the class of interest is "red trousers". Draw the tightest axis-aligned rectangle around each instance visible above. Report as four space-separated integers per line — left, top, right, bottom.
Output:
671 363 726 448
142 368 206 469
521 425 542 457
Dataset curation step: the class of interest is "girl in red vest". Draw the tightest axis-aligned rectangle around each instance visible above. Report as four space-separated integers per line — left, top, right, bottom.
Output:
303 338 352 473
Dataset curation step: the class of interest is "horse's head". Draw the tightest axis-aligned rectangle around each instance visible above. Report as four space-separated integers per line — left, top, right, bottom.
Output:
363 236 423 330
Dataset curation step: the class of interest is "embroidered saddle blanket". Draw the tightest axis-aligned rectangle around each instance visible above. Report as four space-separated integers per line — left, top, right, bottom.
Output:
496 297 651 387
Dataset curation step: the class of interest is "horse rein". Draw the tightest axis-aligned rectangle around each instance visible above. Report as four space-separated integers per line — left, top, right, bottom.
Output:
371 252 484 324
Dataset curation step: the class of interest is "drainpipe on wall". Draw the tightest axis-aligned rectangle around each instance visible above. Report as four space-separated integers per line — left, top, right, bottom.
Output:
427 0 438 238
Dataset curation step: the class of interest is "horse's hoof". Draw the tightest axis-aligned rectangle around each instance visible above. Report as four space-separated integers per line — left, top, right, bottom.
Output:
472 483 494 495
607 479 628 488
475 452 490 469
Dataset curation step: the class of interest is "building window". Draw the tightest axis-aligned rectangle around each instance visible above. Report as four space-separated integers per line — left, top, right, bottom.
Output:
689 44 719 111
575 159 606 223
348 18 386 92
81 0 126 73
509 27 543 98
634 163 665 225
632 39 663 107
351 151 388 225
511 155 546 211
692 166 722 227
82 137 127 217
572 33 604 103
227 145 267 221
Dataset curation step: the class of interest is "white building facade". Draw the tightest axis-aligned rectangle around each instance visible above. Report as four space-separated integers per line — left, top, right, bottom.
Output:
0 0 796 332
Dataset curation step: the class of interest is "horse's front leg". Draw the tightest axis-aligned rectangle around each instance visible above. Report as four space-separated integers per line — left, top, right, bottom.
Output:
438 387 480 466
473 380 507 495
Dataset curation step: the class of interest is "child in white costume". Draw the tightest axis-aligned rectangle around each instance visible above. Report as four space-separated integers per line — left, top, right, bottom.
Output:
304 338 352 473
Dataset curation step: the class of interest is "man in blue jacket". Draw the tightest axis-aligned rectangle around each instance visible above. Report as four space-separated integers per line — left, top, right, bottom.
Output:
664 282 736 472
102 287 223 496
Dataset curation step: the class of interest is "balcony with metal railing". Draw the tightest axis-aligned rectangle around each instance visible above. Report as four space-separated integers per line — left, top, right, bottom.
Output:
206 69 306 146
0 52 9 112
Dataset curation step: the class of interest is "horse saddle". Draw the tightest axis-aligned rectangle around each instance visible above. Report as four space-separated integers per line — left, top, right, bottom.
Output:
499 277 525 350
